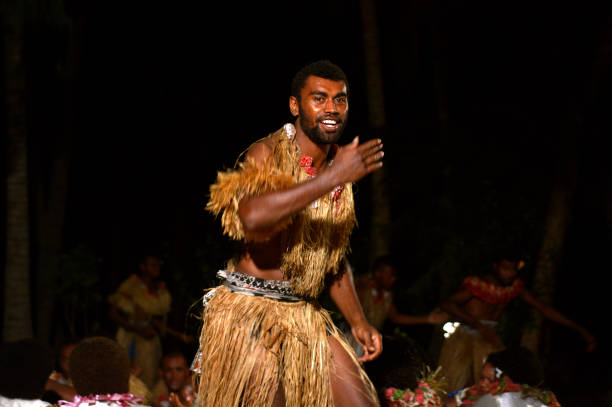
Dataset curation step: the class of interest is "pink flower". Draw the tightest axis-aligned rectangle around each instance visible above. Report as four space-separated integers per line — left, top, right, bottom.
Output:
331 185 344 201
384 388 396 399
299 155 317 176
414 388 425 404
300 155 313 167
401 390 414 401
418 381 430 389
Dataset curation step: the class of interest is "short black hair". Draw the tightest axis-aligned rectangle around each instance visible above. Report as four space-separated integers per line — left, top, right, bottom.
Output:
291 60 348 101
0 339 54 399
486 346 544 386
160 349 188 367
69 337 131 395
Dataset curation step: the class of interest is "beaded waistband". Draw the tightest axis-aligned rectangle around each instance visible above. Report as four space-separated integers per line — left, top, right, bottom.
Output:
219 270 303 302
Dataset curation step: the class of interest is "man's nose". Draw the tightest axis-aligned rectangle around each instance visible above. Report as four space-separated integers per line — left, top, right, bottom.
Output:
324 99 338 113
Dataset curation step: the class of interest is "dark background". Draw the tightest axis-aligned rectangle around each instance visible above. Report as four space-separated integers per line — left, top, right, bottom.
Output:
2 0 612 405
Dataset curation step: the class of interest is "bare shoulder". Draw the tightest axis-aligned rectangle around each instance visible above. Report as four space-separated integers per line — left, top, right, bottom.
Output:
245 138 274 164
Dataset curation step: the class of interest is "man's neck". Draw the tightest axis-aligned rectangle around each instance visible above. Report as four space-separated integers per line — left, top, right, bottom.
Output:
295 125 332 170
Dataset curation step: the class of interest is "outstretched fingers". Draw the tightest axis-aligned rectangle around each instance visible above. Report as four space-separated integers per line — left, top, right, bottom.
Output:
360 139 384 171
357 138 383 155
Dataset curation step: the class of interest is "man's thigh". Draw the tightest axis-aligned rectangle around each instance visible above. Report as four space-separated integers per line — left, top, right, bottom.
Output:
328 335 378 407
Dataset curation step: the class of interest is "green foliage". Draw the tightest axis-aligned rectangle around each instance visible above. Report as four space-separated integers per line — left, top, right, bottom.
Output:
52 244 103 336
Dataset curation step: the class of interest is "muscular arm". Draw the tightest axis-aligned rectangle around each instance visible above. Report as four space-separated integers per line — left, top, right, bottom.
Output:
238 137 383 238
388 304 447 325
329 262 382 362
520 289 597 351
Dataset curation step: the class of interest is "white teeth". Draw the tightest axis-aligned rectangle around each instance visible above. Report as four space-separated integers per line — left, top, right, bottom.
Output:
322 120 337 125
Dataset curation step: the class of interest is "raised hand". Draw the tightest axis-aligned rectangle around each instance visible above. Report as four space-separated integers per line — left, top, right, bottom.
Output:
329 137 384 184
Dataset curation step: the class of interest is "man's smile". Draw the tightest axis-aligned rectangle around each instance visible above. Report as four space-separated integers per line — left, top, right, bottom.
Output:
319 118 341 132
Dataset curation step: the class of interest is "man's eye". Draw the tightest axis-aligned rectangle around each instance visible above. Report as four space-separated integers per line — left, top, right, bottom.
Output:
335 97 347 104
314 96 325 103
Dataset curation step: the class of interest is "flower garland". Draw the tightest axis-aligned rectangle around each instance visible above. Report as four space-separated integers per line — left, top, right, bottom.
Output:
299 154 344 209
299 155 317 177
59 394 143 407
458 378 561 407
384 367 445 407
462 276 523 304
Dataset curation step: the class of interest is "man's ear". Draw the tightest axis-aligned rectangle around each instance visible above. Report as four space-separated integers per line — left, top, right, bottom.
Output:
289 96 299 117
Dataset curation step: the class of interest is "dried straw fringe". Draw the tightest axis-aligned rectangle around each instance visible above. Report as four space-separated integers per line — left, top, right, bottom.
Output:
196 287 377 407
206 127 357 298
206 160 296 242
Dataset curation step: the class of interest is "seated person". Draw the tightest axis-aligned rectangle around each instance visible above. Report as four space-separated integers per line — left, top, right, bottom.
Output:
151 351 193 407
44 338 78 402
438 251 595 393
67 337 149 407
444 347 561 407
42 337 153 404
0 339 55 407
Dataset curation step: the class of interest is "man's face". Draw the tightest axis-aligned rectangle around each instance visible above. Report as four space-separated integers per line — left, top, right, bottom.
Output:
140 256 161 281
161 355 190 392
478 362 498 393
291 75 348 145
494 260 518 286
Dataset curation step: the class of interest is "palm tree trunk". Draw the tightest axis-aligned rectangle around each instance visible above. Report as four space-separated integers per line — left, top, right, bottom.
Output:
521 19 612 355
360 0 391 262
520 152 576 354
34 18 77 345
3 14 33 342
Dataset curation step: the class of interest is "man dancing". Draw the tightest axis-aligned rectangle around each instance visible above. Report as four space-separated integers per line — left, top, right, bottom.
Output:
437 251 596 394
194 60 384 406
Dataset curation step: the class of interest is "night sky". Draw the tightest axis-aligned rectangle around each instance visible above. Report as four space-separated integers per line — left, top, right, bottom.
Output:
4 0 612 404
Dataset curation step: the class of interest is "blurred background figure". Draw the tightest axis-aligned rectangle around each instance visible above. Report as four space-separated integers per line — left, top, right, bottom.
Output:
342 255 448 403
444 346 559 407
355 255 447 335
0 339 55 407
108 253 192 389
438 251 596 394
43 338 79 403
67 336 149 407
151 350 193 407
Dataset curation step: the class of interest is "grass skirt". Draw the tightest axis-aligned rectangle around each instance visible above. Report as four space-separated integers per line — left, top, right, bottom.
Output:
195 286 378 407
